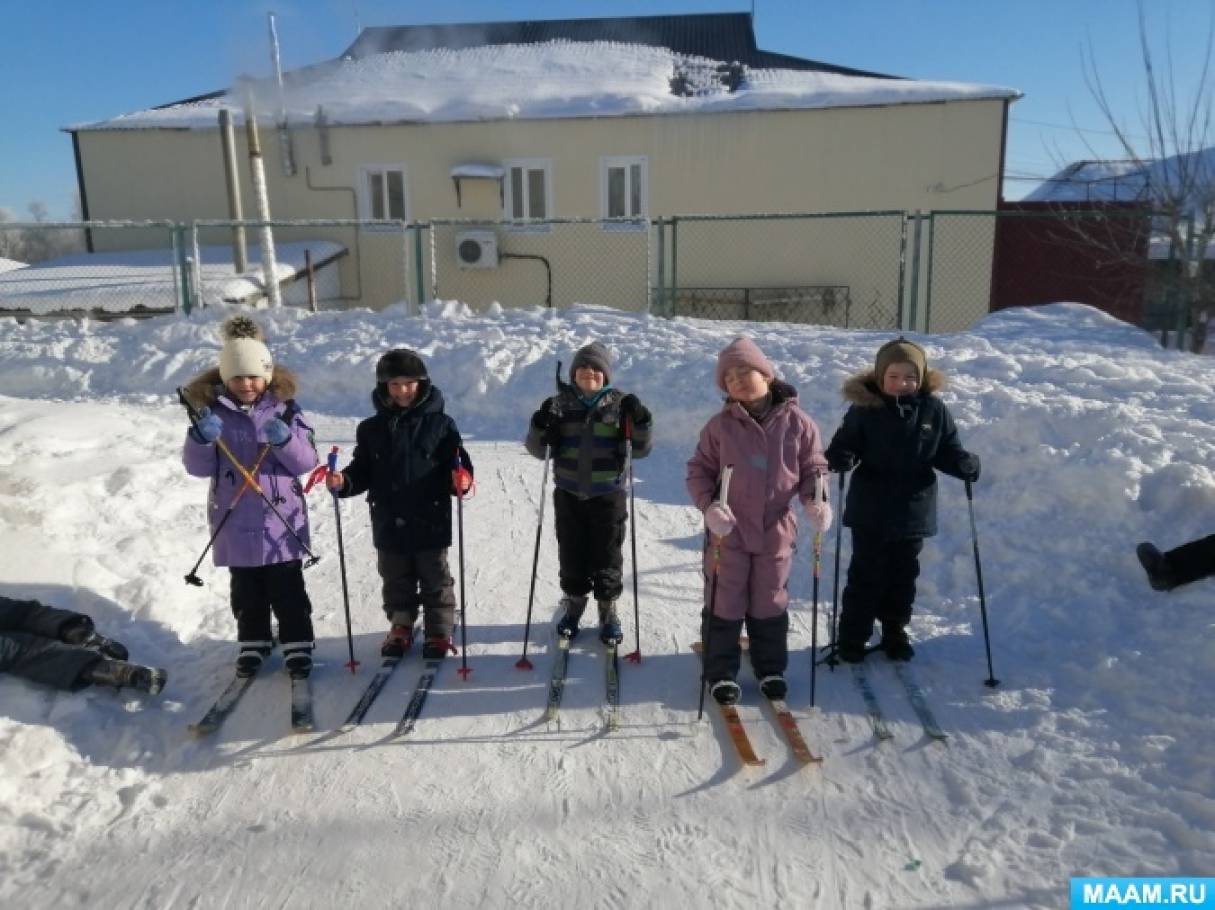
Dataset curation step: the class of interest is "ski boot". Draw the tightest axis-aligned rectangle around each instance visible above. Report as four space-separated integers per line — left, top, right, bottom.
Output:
758 674 787 699
709 679 741 706
283 645 314 679
835 641 867 664
381 624 414 658
597 600 623 646
555 595 588 640
85 658 167 695
880 627 915 662
62 618 129 661
422 637 455 660
235 644 271 677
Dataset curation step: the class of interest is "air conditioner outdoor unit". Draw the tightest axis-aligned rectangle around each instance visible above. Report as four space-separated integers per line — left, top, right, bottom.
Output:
455 230 498 269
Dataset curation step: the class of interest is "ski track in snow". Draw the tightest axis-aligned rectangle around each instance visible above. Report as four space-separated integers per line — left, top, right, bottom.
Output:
1 302 1214 907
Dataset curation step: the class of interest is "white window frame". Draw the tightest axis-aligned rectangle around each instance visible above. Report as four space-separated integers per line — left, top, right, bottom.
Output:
600 155 648 230
502 158 553 229
357 164 410 227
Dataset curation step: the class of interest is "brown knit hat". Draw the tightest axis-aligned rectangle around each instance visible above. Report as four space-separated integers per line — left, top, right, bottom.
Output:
874 336 927 389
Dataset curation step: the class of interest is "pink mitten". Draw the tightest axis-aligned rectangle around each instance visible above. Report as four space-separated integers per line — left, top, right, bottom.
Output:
806 499 833 534
704 503 737 538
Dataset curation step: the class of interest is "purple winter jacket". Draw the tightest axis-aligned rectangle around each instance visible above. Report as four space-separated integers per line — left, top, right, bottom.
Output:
686 381 829 557
182 367 319 568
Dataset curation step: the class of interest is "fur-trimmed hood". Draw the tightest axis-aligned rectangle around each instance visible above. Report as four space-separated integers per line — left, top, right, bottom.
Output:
181 365 299 410
841 367 945 408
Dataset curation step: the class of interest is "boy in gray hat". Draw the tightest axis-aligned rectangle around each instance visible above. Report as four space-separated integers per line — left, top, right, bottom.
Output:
526 342 653 644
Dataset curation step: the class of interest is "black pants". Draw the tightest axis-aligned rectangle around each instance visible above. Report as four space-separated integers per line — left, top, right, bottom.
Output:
701 610 788 683
229 560 314 652
553 488 627 601
838 529 924 649
1164 534 1215 587
377 548 456 639
0 599 100 691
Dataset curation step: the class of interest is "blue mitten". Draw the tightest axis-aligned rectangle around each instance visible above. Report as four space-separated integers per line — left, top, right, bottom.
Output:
264 418 291 447
193 407 223 444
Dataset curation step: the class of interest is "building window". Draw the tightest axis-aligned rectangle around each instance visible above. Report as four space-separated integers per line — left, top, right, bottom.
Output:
359 166 408 221
503 159 552 222
601 156 647 228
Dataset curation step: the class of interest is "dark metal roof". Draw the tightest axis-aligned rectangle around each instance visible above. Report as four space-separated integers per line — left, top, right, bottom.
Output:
341 12 897 79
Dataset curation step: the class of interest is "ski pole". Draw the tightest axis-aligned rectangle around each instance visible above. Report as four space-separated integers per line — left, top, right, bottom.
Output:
453 452 473 680
965 479 1000 688
809 474 826 706
516 444 551 670
184 443 272 586
697 464 733 721
821 468 848 669
177 387 320 566
327 446 359 674
623 417 643 664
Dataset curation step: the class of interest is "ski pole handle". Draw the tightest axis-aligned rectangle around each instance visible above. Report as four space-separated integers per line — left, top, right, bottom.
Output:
327 446 340 496
718 464 734 507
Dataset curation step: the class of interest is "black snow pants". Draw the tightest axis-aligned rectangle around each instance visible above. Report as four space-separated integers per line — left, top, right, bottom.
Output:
553 488 627 602
838 529 924 650
0 596 101 691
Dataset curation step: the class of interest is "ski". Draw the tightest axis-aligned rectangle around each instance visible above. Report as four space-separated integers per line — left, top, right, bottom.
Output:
892 662 948 741
393 658 444 737
692 642 764 767
339 657 403 731
604 643 621 732
543 636 571 724
189 672 256 737
737 638 821 764
851 663 894 741
290 674 314 733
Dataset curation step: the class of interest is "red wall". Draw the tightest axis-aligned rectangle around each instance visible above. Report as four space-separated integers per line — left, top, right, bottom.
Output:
991 201 1150 323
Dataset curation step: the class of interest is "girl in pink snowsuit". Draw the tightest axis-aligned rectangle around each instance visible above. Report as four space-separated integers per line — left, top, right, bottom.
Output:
686 337 832 706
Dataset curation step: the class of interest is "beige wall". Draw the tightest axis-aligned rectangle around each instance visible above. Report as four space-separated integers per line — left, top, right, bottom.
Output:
77 97 1005 326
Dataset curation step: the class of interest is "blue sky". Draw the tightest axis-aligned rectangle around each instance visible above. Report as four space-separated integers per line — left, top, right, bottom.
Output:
1 0 1211 217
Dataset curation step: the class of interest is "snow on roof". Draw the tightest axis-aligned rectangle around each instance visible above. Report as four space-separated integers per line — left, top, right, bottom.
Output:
70 41 1018 132
0 241 344 314
0 257 27 274
1025 147 1215 206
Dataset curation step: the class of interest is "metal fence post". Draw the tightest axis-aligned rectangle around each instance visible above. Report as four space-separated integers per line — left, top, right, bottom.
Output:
654 217 665 315
896 212 909 329
1178 214 1197 350
923 213 937 333
414 223 426 311
907 209 923 333
670 216 679 313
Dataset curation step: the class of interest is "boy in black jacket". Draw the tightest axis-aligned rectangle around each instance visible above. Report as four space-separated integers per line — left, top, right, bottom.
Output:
824 337 980 663
327 349 472 660
525 342 653 644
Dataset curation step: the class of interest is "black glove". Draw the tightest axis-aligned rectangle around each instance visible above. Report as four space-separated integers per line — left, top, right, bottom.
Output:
957 451 981 483
827 450 857 473
531 398 556 431
619 393 651 426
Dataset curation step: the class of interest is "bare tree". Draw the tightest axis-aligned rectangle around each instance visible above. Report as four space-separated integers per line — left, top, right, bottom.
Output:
0 201 86 265
1082 1 1215 350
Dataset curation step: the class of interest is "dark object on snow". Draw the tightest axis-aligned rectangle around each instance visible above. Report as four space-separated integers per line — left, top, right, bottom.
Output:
0 595 165 693
1138 536 1215 591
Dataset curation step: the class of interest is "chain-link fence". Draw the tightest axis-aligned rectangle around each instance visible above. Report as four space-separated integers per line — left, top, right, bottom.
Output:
424 218 651 311
0 222 178 319
652 212 908 329
925 206 1154 333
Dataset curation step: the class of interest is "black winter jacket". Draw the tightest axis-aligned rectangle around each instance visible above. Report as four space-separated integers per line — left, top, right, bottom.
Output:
339 382 471 554
825 368 972 539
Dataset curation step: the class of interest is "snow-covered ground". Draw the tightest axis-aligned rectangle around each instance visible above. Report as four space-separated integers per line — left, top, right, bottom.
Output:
0 241 344 315
1 301 1213 908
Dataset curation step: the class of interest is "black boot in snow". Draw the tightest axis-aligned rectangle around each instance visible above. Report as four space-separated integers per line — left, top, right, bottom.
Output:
597 600 623 646
1136 542 1177 591
758 674 787 699
85 659 167 694
836 641 867 664
880 627 915 662
62 619 129 661
283 648 313 679
555 595 588 640
709 679 741 706
235 645 271 677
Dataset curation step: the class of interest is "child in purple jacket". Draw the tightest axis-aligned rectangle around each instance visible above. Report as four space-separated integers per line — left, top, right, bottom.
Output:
686 337 832 706
182 316 320 679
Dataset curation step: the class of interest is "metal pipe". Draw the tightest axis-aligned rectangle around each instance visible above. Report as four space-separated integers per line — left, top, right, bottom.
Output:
242 86 282 307
218 109 247 273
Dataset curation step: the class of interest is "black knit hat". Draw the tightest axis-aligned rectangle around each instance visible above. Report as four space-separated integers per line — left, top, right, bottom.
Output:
376 348 428 383
569 342 612 384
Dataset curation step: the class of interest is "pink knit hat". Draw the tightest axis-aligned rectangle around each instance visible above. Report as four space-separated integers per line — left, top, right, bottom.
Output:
715 337 775 392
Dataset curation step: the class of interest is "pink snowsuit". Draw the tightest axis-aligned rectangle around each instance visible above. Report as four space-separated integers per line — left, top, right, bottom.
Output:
686 381 828 621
